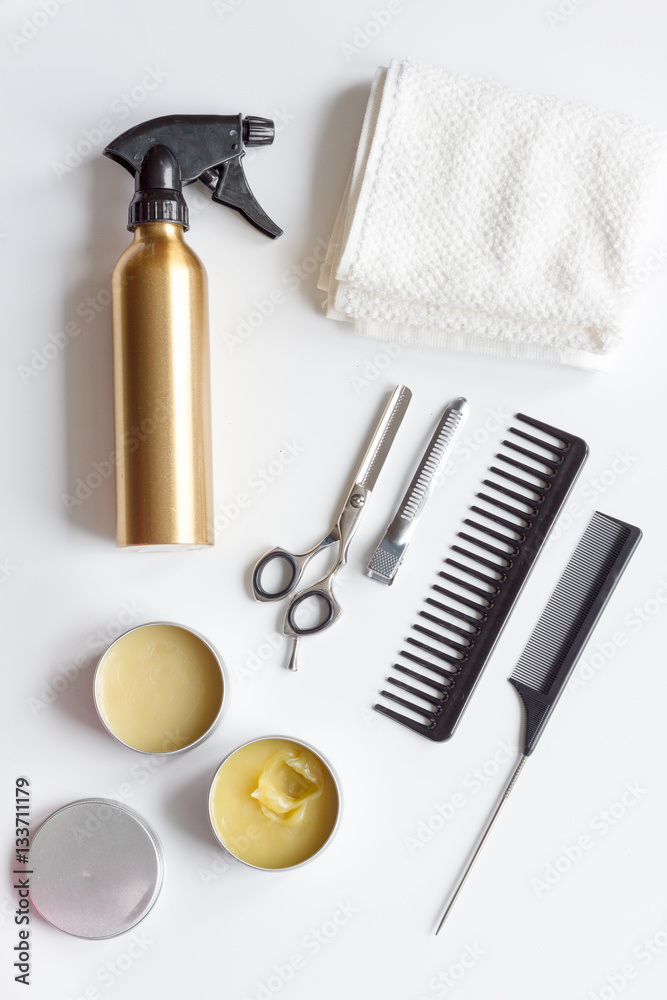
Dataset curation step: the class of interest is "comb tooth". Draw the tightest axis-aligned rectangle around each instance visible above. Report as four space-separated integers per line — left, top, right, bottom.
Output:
432 583 489 614
488 467 548 498
399 649 461 677
510 426 567 455
418 609 479 639
502 439 562 469
373 703 435 734
413 622 469 653
476 492 533 526
425 596 485 627
511 513 630 693
514 413 569 448
393 662 455 689
406 637 462 666
510 413 580 454
468 508 526 541
439 571 496 603
482 480 541 513
457 532 513 566
496 453 557 482
451 545 508 578
463 518 521 553
387 676 448 703
380 689 438 716
444 559 502 589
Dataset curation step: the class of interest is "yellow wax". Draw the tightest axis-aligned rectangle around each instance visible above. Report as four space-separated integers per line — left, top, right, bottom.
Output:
95 623 223 753
209 739 339 869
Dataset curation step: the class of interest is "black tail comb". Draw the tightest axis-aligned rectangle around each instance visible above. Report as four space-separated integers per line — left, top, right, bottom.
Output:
375 413 589 741
510 512 642 755
433 509 641 931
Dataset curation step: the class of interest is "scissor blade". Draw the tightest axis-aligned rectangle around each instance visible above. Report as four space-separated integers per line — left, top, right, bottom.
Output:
356 384 412 492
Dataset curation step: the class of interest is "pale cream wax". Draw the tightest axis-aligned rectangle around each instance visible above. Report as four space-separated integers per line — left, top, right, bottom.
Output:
95 623 223 753
209 738 339 869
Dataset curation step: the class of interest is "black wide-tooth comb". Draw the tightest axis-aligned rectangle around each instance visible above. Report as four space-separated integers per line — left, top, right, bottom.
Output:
375 413 588 741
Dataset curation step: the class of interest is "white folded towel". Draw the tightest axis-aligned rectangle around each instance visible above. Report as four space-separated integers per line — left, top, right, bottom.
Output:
319 59 667 371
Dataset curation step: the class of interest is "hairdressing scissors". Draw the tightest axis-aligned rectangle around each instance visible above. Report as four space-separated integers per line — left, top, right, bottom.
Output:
252 385 412 671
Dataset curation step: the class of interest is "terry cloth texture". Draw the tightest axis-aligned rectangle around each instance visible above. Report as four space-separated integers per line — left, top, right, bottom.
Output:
319 59 667 371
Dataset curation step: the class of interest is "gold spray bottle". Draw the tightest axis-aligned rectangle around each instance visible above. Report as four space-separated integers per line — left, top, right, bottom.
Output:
104 115 281 549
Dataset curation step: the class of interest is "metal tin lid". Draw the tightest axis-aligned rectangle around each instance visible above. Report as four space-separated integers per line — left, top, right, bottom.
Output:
29 799 164 939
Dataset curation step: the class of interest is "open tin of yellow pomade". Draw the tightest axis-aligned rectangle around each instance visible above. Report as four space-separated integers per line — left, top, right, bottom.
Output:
209 736 341 871
94 622 226 755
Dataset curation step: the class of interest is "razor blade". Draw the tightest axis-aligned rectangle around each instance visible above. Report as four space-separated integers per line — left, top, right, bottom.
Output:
367 397 468 585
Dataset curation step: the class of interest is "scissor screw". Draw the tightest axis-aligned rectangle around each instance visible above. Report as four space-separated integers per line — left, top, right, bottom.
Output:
350 494 366 508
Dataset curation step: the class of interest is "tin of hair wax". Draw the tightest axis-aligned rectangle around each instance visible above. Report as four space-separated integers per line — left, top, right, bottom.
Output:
94 621 226 755
29 799 164 939
208 735 341 871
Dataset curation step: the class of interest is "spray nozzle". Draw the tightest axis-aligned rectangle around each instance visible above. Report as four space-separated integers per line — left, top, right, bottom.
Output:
104 114 282 238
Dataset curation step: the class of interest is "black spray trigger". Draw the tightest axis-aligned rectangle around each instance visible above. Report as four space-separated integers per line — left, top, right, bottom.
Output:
104 114 282 238
200 157 282 239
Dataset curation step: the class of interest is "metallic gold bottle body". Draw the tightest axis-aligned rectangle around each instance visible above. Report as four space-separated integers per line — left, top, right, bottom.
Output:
112 222 214 548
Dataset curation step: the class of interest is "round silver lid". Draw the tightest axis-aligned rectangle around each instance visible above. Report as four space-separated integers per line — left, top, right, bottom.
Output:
30 798 164 939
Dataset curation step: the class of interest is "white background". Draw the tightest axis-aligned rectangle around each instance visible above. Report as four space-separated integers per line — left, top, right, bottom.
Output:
2 1 667 998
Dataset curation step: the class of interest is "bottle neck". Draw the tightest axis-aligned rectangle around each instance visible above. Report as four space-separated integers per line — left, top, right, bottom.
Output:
132 222 186 242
